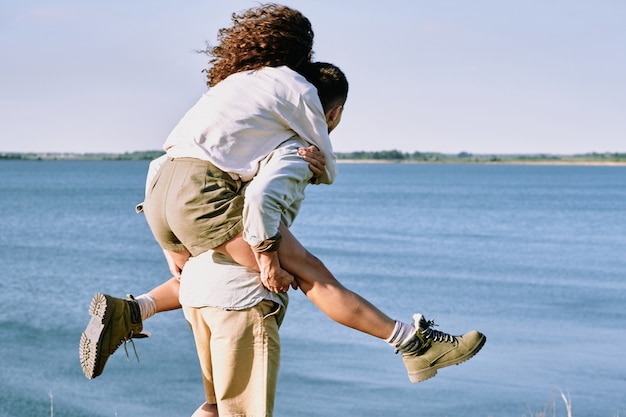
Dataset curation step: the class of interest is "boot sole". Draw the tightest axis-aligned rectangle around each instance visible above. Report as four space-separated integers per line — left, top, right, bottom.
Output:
79 293 112 379
407 333 487 383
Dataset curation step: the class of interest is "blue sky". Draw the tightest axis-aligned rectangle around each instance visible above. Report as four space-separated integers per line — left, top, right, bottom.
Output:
1 0 624 154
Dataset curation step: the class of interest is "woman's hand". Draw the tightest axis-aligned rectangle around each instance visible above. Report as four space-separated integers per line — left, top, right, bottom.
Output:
298 146 326 179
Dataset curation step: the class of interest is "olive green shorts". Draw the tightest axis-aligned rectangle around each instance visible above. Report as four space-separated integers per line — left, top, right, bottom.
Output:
142 157 245 256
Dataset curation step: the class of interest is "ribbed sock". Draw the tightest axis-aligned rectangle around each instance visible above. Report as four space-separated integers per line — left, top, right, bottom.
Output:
385 321 416 351
134 294 157 322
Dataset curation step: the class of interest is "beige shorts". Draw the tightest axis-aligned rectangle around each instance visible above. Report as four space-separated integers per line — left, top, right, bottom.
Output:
142 157 245 256
183 300 282 416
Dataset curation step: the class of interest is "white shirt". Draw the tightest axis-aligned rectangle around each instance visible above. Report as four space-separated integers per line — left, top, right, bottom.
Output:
178 249 284 309
163 66 336 184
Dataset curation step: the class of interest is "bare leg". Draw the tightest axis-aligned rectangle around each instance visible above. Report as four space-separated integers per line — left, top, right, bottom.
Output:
166 249 192 275
214 228 396 340
151 229 396 339
191 402 218 417
140 248 191 313
277 224 395 339
213 233 259 272
147 277 182 312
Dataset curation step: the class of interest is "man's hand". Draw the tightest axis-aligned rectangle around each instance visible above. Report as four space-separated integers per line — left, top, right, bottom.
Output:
255 251 297 293
298 146 326 179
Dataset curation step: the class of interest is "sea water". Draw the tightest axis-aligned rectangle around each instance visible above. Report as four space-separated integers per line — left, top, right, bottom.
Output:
1 160 625 417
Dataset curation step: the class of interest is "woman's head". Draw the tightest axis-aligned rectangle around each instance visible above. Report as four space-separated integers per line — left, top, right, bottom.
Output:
204 4 314 86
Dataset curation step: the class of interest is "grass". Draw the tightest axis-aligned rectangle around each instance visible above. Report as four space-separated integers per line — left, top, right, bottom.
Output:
47 387 622 417
521 389 572 417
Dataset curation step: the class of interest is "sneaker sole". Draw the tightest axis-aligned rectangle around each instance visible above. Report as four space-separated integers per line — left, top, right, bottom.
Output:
79 293 112 379
407 333 487 383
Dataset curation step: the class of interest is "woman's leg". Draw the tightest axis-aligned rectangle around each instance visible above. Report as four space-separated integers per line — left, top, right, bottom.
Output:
134 222 394 339
147 277 183 312
213 227 486 384
214 227 396 340
277 224 396 339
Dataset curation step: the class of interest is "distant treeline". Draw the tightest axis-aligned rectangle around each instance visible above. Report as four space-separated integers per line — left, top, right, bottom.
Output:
0 151 165 161
2 150 626 163
335 150 626 163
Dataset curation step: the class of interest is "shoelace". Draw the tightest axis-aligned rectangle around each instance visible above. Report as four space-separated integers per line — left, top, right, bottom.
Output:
397 317 458 355
421 319 456 343
117 330 140 362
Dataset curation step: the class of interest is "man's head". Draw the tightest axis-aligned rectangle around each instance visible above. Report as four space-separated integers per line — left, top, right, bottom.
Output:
299 62 348 133
204 4 314 87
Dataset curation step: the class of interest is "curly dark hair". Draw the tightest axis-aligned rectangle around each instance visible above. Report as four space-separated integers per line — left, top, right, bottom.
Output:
203 4 314 87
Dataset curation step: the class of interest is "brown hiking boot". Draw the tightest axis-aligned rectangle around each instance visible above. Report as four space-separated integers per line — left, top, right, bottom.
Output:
79 293 148 379
400 314 486 383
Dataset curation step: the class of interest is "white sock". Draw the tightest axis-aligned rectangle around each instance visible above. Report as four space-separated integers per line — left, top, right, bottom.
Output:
134 294 157 322
385 321 415 350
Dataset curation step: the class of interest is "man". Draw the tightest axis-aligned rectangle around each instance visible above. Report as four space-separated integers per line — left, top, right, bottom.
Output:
179 135 317 416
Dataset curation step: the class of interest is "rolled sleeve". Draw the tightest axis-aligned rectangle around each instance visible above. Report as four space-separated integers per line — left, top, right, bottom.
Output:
243 139 312 251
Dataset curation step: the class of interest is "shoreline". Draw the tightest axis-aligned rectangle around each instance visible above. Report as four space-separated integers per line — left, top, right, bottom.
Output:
337 159 626 166
1 151 625 166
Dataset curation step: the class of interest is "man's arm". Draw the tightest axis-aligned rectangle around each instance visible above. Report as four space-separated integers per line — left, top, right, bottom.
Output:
243 139 317 292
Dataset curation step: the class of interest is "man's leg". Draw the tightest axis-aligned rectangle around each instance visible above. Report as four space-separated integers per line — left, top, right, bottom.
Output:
184 301 280 416
183 307 220 417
